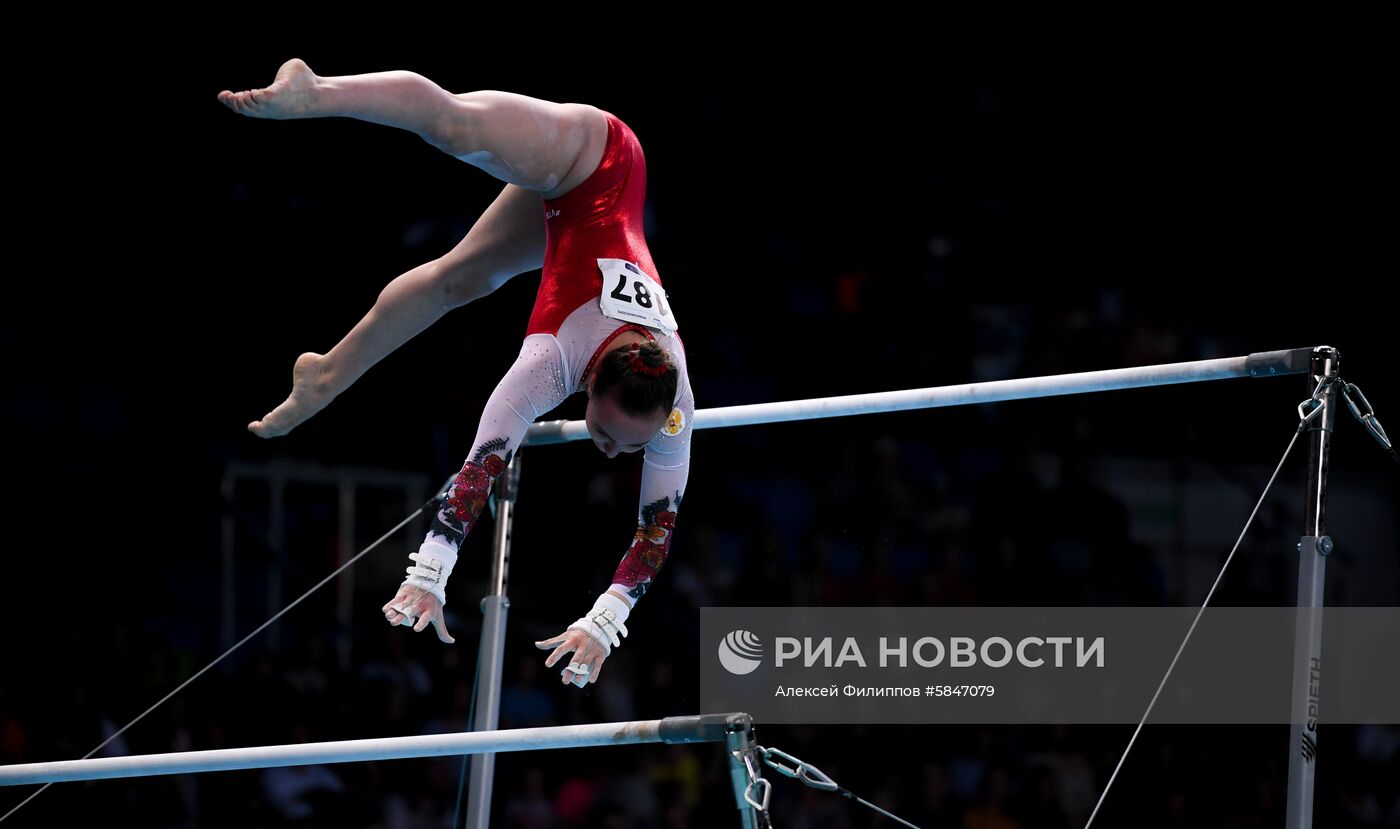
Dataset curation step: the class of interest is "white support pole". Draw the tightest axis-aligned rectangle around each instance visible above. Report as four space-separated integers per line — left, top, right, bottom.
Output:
523 348 1312 445
0 715 746 786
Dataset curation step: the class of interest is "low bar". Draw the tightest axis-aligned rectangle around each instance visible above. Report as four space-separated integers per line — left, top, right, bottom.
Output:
523 348 1314 445
0 715 749 786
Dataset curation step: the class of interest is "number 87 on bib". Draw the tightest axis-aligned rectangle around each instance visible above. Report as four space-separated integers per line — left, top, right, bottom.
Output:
597 258 679 335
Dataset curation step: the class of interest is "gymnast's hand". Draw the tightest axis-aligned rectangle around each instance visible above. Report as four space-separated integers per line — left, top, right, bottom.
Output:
535 628 610 687
248 351 339 438
382 584 455 644
536 592 630 687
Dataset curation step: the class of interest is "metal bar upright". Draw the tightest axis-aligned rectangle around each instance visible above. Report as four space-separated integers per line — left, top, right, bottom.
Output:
1285 346 1340 829
465 453 521 828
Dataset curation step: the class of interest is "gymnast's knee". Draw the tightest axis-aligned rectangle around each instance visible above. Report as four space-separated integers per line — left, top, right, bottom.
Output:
433 253 512 308
417 100 477 156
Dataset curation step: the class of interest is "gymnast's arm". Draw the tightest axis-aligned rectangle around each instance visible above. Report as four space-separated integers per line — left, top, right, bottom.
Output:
536 376 694 687
607 374 696 609
382 335 568 641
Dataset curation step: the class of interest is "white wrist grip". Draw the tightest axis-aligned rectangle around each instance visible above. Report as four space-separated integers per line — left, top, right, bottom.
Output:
402 538 458 606
567 592 631 656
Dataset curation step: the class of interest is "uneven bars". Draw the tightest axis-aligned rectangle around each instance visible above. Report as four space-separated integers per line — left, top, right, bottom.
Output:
523 347 1315 445
0 714 747 786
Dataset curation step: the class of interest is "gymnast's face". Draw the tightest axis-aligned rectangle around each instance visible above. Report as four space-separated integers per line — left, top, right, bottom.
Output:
584 382 668 459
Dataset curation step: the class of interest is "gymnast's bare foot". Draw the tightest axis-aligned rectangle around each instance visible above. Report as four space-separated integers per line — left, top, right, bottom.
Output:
218 58 322 119
249 352 338 438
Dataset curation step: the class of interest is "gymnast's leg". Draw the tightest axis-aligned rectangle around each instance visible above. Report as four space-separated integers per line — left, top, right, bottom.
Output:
247 182 546 437
220 62 582 436
218 58 607 198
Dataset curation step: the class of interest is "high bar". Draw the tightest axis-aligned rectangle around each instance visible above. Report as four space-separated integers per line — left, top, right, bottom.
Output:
0 714 749 785
523 347 1316 445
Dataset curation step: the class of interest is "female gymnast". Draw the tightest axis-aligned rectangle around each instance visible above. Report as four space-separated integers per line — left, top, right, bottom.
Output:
220 59 694 688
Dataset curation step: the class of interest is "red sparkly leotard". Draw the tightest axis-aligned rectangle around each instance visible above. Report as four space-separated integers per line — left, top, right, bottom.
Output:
407 111 693 610
527 112 660 337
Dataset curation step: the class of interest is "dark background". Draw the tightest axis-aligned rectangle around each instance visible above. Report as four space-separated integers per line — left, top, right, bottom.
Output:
3 29 1397 828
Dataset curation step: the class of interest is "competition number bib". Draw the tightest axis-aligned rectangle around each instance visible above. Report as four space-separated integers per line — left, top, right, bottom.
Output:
597 259 678 335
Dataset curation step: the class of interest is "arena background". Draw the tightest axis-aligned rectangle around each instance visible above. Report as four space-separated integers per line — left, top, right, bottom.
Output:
3 30 1396 828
